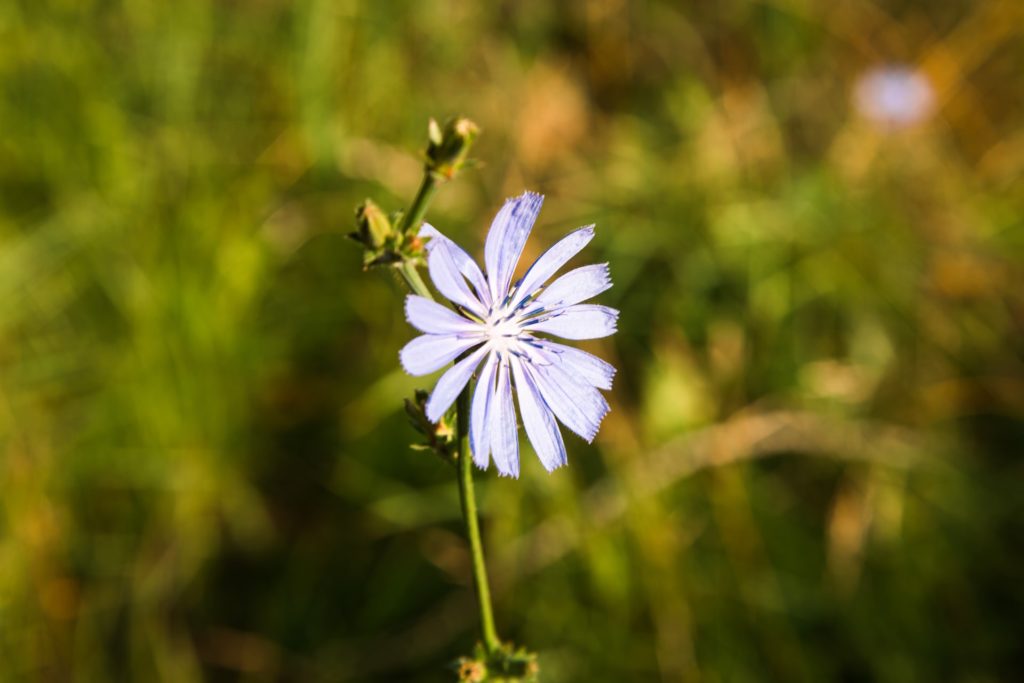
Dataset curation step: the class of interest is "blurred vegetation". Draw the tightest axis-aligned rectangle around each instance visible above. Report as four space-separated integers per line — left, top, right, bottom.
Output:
2 0 1023 681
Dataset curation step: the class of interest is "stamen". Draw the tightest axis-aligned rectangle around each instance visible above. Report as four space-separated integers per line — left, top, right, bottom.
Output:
516 306 546 322
456 305 487 324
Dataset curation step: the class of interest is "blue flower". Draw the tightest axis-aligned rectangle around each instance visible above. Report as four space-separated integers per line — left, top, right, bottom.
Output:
854 65 934 128
400 192 618 477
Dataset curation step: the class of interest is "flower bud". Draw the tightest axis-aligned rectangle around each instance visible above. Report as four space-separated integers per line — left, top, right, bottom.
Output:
404 389 455 461
425 116 479 180
353 199 393 249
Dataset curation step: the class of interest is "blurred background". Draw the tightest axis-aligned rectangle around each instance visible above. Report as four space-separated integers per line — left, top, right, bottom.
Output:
2 1 1023 681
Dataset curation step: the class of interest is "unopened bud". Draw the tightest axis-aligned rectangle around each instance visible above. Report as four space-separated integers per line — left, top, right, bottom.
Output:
354 199 392 249
426 116 479 180
405 389 455 461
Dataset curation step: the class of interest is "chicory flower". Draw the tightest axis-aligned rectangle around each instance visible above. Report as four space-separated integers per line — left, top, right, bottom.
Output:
400 192 617 477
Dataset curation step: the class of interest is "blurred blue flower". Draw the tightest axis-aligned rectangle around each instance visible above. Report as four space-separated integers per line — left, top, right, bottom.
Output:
400 192 618 477
854 65 935 128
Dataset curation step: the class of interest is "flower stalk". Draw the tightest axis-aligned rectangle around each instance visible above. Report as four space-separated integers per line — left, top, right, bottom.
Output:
456 383 501 655
396 173 438 241
400 259 434 301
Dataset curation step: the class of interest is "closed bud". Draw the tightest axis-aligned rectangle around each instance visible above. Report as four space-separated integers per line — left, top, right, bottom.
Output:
354 199 392 249
425 116 479 180
404 389 455 462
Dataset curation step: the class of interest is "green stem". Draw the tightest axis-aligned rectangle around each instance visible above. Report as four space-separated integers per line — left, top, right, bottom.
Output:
456 384 501 654
397 172 438 237
394 168 441 300
399 260 433 300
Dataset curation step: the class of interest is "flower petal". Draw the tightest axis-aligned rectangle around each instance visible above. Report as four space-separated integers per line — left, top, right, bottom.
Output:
420 223 491 308
526 304 619 340
489 357 520 478
428 240 488 318
511 225 595 308
405 295 481 335
425 346 488 422
523 348 609 442
510 356 567 472
533 340 616 391
400 334 482 376
484 192 544 302
470 353 498 469
534 262 611 309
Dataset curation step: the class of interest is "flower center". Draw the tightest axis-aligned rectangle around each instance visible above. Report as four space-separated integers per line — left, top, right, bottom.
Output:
483 314 522 354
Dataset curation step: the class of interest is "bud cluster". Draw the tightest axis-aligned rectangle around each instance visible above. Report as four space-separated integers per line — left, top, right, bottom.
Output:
454 642 539 683
350 116 477 270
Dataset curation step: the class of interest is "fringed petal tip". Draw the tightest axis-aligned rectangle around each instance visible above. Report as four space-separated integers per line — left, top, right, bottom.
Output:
398 348 415 376
485 192 545 301
509 190 544 206
541 459 568 474
604 307 621 335
581 404 611 444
